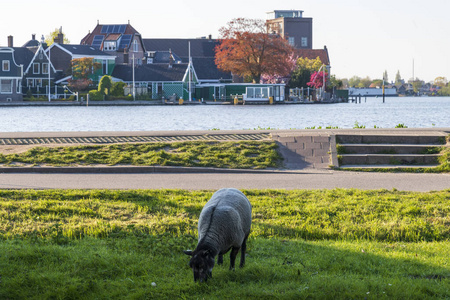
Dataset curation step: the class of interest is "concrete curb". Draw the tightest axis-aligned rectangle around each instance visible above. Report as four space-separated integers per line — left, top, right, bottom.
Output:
0 166 291 174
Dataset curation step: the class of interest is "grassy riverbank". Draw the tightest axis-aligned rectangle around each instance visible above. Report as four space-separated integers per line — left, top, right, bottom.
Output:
0 141 282 169
0 189 449 299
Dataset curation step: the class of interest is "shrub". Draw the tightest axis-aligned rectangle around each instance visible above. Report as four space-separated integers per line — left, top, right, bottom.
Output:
110 81 126 96
98 75 113 95
88 90 103 101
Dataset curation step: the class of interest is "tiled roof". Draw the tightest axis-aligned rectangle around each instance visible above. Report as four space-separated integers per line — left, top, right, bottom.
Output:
81 23 139 46
105 34 122 41
143 38 218 62
295 48 330 65
112 63 188 82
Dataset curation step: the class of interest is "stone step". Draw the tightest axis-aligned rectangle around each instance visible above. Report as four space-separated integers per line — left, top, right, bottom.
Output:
339 144 442 154
339 154 440 166
339 164 440 169
336 134 446 145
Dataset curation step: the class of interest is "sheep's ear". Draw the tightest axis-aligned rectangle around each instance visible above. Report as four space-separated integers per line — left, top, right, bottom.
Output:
183 250 193 256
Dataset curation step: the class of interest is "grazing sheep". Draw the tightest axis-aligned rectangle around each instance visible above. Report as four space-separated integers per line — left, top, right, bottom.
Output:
184 188 252 282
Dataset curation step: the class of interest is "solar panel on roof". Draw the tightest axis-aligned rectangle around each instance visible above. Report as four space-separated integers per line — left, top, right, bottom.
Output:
118 34 132 50
119 25 126 33
92 35 104 49
100 26 108 34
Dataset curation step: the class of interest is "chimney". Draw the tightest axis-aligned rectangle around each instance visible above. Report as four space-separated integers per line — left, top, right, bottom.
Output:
208 34 212 40
32 34 36 40
58 27 64 44
7 35 13 47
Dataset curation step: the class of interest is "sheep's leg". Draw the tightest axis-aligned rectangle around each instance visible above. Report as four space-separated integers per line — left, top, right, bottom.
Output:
229 247 240 270
239 235 249 268
218 254 224 265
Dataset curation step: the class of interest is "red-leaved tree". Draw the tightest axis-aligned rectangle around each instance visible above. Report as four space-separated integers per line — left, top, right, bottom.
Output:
215 18 294 83
307 71 328 89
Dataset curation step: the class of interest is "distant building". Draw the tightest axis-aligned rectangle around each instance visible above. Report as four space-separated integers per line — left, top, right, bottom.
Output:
266 10 313 49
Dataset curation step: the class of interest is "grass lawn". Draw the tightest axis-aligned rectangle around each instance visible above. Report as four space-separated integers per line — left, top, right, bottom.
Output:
0 189 449 299
0 141 282 169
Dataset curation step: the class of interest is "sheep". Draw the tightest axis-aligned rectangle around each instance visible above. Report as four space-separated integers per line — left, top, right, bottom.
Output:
184 188 252 282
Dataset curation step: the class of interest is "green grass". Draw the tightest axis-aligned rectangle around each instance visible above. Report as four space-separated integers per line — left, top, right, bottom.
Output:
0 189 449 299
0 141 282 169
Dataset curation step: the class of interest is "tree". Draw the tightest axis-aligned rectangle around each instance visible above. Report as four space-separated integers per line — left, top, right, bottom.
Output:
395 70 403 85
110 81 127 96
289 56 323 88
98 75 113 95
45 28 70 46
358 76 372 88
434 76 448 88
260 53 297 84
215 18 294 83
68 57 101 92
383 70 388 82
348 76 361 87
307 71 328 89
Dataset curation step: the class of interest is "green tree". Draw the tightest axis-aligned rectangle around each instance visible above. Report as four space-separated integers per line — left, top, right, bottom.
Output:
45 28 70 46
412 80 423 94
358 76 372 88
289 56 323 88
383 70 388 82
348 76 361 87
98 75 113 95
434 76 448 88
328 75 343 90
395 70 402 85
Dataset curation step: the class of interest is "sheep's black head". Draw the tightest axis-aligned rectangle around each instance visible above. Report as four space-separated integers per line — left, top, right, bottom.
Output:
184 249 215 282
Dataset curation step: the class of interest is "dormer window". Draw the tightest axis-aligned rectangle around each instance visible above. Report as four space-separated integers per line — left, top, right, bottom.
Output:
104 41 117 51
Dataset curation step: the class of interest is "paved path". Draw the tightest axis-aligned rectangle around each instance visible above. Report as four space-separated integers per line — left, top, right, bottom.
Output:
0 129 449 191
1 171 449 191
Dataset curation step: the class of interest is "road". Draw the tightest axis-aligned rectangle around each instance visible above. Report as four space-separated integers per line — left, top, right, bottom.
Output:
1 171 449 191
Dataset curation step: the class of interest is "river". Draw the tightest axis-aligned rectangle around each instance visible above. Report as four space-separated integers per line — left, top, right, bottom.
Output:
1 97 449 132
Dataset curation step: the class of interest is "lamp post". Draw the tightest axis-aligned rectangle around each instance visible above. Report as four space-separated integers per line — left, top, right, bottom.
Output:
132 53 136 101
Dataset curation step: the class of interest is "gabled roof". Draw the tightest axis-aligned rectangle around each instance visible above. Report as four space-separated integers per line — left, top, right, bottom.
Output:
295 47 330 66
81 23 140 50
143 38 218 62
50 44 113 57
112 63 188 82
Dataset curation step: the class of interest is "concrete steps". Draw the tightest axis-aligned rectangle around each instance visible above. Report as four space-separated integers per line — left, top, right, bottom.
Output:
337 134 446 169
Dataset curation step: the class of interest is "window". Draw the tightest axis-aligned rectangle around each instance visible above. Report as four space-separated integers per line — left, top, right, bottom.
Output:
288 37 295 46
2 60 10 72
104 41 116 51
42 63 49 74
133 40 138 52
36 79 42 87
33 63 40 74
27 79 34 87
1 79 12 93
301 37 308 47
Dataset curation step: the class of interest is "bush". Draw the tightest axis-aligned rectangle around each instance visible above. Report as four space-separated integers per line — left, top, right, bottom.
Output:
98 75 112 95
88 90 103 101
110 81 126 96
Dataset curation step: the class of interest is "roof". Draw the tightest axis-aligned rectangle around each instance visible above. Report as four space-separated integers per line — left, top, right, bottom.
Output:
192 57 232 81
143 38 218 62
54 44 112 57
112 63 188 82
295 47 330 65
12 47 35 67
150 51 182 64
80 23 140 49
104 34 122 41
23 39 40 48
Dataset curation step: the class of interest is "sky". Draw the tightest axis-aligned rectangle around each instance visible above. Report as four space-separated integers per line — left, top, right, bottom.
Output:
1 0 449 83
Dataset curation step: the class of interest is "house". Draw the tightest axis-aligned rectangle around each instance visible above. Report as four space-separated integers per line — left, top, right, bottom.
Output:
266 10 313 49
47 43 115 84
143 37 231 84
80 22 145 66
0 47 24 101
22 37 57 97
